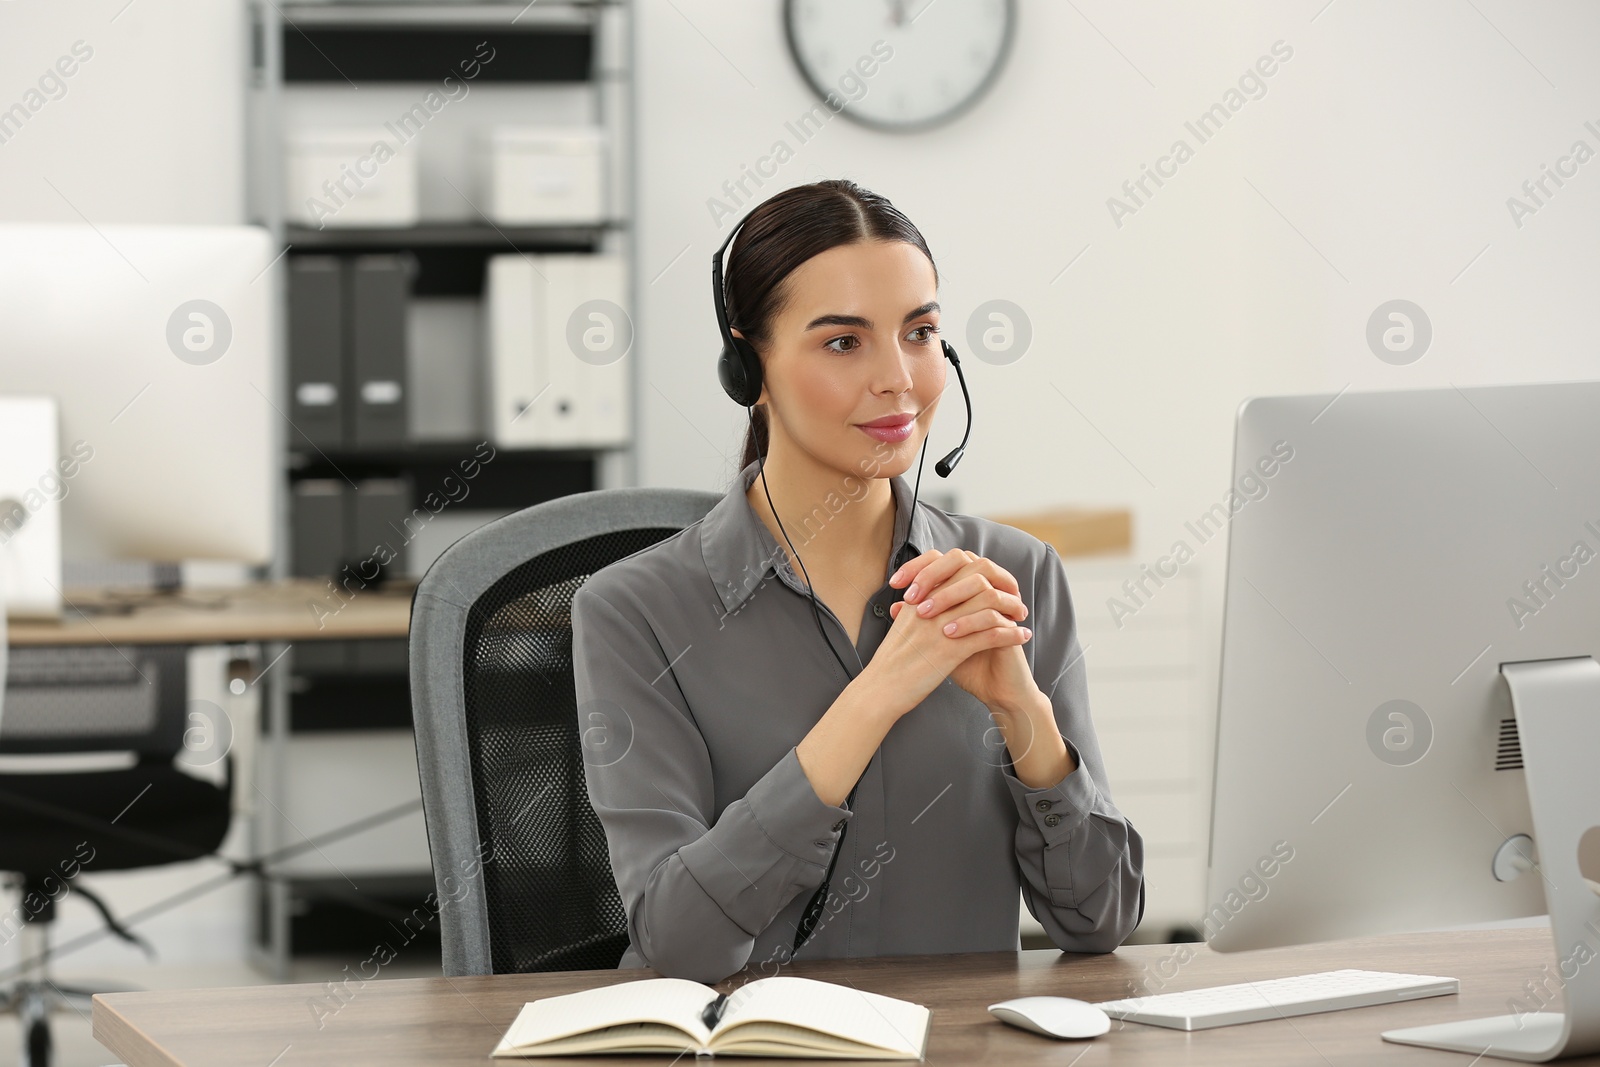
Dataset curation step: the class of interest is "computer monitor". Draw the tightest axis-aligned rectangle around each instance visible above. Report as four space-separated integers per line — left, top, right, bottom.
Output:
0 397 64 618
1207 380 1600 1060
0 224 279 617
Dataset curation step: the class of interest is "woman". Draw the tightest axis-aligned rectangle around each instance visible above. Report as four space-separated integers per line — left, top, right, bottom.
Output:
571 179 1143 985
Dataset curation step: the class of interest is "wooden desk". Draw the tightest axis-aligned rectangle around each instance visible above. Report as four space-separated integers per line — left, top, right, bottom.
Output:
93 927 1598 1065
5 578 414 646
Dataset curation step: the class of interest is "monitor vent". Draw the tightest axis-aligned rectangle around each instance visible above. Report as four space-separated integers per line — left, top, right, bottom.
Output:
1496 718 1523 771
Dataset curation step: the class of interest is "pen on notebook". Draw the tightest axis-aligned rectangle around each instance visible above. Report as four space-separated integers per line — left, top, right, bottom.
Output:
700 992 730 1030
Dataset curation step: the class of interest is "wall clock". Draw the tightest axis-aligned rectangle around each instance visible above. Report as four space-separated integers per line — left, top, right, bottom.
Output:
783 0 1016 132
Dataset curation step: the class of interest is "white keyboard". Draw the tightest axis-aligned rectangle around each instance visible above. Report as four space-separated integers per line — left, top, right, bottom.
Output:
1094 969 1459 1031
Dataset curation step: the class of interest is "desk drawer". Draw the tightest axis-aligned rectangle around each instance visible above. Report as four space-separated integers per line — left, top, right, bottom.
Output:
1087 676 1195 721
1141 850 1206 930
1097 719 1198 787
1110 787 1201 850
1066 567 1194 616
1079 624 1193 672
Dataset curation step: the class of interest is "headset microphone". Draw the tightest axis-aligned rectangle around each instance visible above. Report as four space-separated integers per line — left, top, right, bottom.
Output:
934 339 972 478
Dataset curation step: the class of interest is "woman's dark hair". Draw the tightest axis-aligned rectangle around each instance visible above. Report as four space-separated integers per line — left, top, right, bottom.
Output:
723 179 938 472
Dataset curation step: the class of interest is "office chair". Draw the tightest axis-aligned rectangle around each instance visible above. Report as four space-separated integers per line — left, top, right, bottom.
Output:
0 643 232 1067
410 487 719 976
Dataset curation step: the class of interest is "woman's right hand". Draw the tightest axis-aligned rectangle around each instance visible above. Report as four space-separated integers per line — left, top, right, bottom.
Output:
867 549 1032 713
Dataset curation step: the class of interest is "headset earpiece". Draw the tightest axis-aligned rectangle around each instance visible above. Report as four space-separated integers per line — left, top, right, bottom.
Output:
713 216 764 408
717 333 762 408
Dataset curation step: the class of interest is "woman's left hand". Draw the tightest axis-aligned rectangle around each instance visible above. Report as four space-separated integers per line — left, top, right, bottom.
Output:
888 549 1042 712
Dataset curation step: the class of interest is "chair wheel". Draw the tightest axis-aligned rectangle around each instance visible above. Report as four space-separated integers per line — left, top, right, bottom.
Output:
25 1014 51 1067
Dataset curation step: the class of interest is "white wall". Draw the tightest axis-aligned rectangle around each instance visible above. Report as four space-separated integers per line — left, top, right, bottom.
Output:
635 0 1600 511
0 0 246 225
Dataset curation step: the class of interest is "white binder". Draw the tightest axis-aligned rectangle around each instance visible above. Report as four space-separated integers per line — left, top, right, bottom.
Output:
485 253 630 448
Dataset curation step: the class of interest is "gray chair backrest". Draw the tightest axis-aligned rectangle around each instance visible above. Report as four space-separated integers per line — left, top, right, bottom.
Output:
409 486 720 976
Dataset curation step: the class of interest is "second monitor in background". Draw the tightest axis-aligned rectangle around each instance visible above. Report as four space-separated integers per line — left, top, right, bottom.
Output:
0 224 278 616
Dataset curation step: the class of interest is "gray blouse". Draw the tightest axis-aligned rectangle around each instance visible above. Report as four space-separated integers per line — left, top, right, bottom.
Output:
570 459 1144 983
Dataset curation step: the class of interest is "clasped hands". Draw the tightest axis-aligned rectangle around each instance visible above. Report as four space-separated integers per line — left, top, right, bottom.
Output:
884 548 1038 714
883 549 1075 788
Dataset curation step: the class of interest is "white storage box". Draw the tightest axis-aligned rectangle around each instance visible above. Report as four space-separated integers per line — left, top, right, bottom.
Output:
285 128 419 228
478 126 605 225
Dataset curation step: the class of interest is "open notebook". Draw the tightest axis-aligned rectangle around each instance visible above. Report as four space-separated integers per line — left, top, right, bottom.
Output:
491 975 931 1060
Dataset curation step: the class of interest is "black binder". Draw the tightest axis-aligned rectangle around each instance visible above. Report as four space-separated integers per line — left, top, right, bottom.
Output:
350 476 412 583
288 257 345 448
347 255 413 449
350 477 413 671
290 478 347 581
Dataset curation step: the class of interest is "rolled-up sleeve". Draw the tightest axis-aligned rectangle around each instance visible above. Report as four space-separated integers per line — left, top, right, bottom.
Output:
1001 542 1145 953
570 581 851 983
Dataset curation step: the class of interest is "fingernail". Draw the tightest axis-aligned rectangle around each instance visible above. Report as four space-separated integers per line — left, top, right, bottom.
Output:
889 566 904 584
1021 627 1033 639
918 599 934 615
906 583 919 601
943 622 957 635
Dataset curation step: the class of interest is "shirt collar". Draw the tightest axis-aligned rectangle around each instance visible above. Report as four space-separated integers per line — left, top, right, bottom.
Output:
701 457 938 616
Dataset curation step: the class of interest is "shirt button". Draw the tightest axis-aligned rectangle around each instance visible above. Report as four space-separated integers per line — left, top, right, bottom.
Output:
872 603 886 618
1035 799 1053 812
832 818 847 832
1044 813 1062 827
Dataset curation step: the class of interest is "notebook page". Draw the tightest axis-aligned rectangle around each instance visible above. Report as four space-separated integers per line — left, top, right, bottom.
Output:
498 977 714 1052
495 1022 706 1058
710 1021 919 1059
715 976 929 1055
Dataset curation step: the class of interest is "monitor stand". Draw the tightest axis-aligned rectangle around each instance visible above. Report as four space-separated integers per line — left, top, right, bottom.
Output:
1382 655 1600 1062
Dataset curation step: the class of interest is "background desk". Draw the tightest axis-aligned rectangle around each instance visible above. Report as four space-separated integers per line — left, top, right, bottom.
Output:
93 926 1597 1066
7 579 417 977
5 578 413 646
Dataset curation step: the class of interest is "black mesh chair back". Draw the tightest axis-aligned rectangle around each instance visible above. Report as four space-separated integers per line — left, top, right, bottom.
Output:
409 487 719 976
0 643 231 874
0 644 185 756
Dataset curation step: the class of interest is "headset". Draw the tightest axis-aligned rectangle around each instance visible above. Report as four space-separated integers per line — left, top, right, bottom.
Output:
712 205 975 956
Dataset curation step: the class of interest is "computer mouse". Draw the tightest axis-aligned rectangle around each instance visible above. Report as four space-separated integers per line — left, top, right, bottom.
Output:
988 996 1111 1039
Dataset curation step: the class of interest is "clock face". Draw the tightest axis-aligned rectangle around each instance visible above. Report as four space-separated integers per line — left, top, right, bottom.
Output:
784 0 1015 132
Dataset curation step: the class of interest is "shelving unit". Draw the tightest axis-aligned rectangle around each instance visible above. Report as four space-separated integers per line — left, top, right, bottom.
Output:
245 0 635 977
283 223 612 247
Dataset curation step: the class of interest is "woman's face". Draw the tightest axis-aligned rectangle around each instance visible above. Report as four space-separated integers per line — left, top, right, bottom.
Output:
748 239 945 482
